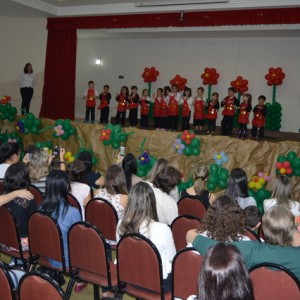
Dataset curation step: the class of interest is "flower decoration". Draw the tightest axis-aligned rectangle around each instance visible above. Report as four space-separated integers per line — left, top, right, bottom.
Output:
142 67 159 83
170 75 187 91
16 113 41 134
0 95 11 104
207 163 229 191
53 125 65 137
265 67 285 86
7 138 17 143
16 121 26 133
230 76 249 95
64 151 75 164
173 139 186 154
180 130 195 145
0 131 24 151
52 119 76 140
0 103 17 122
100 129 111 141
35 141 53 150
213 151 228 166
248 172 271 190
138 152 151 165
275 152 300 177
201 68 219 85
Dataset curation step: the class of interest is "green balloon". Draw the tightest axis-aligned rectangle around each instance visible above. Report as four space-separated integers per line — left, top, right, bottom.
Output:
277 155 286 163
8 115 15 122
287 151 297 162
207 182 217 192
192 147 200 156
183 145 192 156
113 125 122 133
248 189 257 199
191 138 200 147
137 169 146 178
294 168 300 177
31 127 38 134
11 107 17 114
69 127 76 135
209 164 219 175
92 157 98 165
35 142 42 148
119 133 127 142
218 168 229 181
103 140 111 146
257 188 270 202
218 180 228 189
111 141 120 149
105 124 114 131
292 158 300 169
208 175 218 184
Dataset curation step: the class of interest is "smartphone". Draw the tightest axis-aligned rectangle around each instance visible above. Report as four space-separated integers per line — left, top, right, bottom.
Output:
120 146 125 156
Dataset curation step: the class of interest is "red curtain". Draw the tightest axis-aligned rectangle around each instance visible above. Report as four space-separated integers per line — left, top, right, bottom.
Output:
40 29 77 120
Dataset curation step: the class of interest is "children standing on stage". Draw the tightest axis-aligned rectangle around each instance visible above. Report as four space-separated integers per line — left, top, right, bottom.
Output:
139 89 151 129
251 95 267 138
115 86 129 126
98 84 111 124
128 86 140 127
168 84 181 131
221 87 239 136
155 87 168 130
193 87 206 134
83 80 99 124
205 92 220 135
180 87 193 131
237 93 252 139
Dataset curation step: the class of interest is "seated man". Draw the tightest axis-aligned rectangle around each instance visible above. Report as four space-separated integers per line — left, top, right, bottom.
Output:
187 229 300 280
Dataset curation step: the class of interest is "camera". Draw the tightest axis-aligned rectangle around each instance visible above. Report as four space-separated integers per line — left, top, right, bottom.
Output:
52 146 60 156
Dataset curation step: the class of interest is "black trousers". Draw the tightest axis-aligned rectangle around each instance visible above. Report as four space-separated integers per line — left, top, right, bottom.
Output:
207 119 217 132
252 126 265 138
100 106 110 124
115 111 126 125
20 87 33 115
181 113 191 131
221 115 234 136
129 108 138 126
168 116 179 131
140 115 149 128
85 107 95 122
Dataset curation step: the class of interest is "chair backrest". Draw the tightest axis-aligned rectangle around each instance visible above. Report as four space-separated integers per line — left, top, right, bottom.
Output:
171 215 201 251
117 233 165 298
250 262 300 300
66 193 82 216
177 197 207 219
0 206 22 252
85 198 118 241
18 271 65 300
28 211 66 270
243 227 261 242
172 247 203 299
0 261 16 300
0 178 4 193
68 221 113 287
28 184 44 206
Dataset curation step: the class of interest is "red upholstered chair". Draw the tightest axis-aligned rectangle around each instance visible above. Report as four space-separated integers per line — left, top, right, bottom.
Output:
172 247 203 300
0 206 30 269
18 271 65 300
171 215 201 251
177 197 207 219
85 198 118 244
66 193 82 219
117 233 172 300
68 222 118 299
0 261 16 300
28 184 44 206
243 227 261 242
250 263 300 300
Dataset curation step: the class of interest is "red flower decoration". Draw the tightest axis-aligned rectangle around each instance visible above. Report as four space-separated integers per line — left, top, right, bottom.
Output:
170 75 188 91
0 95 11 104
100 129 111 141
142 67 159 83
231 76 249 94
265 67 285 86
181 130 195 145
201 67 219 85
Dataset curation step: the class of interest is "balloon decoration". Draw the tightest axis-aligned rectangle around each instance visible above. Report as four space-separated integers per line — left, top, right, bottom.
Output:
248 188 271 214
74 148 98 166
213 151 228 166
201 67 220 101
0 103 17 122
173 139 185 154
99 124 132 150
275 151 300 177
16 113 41 134
207 163 229 191
177 177 194 193
142 66 159 99
0 131 24 150
34 141 53 150
52 119 76 140
265 67 285 131
230 76 249 97
0 95 11 104
170 75 188 91
248 172 271 190
175 130 201 156
64 151 75 164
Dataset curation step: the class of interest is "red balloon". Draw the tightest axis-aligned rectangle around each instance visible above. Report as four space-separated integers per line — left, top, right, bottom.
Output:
276 162 283 169
286 168 293 175
282 161 290 168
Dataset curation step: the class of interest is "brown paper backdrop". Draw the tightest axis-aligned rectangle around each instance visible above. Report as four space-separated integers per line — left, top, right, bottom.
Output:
1 118 299 199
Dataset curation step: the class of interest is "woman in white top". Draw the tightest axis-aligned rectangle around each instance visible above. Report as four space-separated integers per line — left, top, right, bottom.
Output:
68 160 91 220
18 63 37 115
94 164 128 220
117 182 176 291
187 195 250 245
225 168 257 209
0 142 20 178
263 175 300 216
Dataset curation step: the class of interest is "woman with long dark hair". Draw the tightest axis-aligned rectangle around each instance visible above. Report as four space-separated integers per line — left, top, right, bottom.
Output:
121 153 142 192
0 142 20 178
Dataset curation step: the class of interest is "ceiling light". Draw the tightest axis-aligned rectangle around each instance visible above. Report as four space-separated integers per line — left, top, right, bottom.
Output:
135 0 229 7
